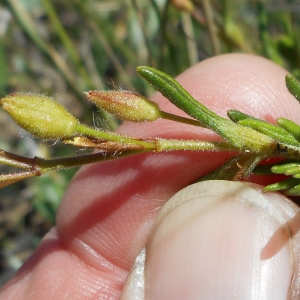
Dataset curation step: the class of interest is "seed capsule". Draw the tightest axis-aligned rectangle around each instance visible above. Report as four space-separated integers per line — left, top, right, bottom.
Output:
85 90 163 122
0 93 79 140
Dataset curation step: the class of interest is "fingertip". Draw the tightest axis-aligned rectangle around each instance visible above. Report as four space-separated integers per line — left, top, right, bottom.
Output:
143 181 300 300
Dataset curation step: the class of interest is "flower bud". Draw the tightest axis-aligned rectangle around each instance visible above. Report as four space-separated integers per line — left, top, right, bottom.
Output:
85 90 163 122
0 93 78 140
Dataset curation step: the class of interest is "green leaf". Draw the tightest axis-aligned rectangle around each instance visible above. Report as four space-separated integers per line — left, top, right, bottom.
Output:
137 66 223 126
284 184 300 196
237 118 300 147
254 159 300 175
277 118 300 142
286 74 300 102
227 110 255 122
264 177 300 192
137 66 275 153
271 162 300 175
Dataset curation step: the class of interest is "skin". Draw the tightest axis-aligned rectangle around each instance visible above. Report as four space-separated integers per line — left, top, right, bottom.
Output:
1 53 300 299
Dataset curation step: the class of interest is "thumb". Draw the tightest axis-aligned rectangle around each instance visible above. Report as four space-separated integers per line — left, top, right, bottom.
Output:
121 181 300 300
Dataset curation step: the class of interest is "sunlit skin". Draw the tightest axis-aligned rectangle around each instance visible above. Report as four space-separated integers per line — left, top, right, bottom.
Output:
1 54 300 299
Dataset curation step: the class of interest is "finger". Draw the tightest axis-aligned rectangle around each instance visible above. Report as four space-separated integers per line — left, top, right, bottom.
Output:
1 54 300 299
126 181 300 299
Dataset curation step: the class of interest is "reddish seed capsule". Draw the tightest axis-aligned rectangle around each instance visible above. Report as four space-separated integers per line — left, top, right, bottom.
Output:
85 90 163 122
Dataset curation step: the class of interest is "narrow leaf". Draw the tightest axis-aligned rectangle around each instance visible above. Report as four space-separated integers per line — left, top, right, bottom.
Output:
238 118 300 147
277 118 300 142
227 110 255 122
286 74 300 102
137 66 275 153
284 184 300 196
276 165 300 176
264 177 300 192
137 66 223 126
271 162 300 174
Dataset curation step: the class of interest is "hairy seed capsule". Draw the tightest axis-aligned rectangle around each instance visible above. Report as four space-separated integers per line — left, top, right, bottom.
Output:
0 93 78 140
85 90 163 122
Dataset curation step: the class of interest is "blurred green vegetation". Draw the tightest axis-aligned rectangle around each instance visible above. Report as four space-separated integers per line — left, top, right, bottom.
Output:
0 0 299 286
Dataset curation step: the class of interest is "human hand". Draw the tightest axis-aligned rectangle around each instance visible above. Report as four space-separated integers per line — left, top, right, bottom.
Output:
1 54 300 299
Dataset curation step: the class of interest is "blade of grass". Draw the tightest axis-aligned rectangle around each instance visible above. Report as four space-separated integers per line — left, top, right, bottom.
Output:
257 2 284 66
202 0 221 55
131 0 156 67
7 0 118 130
84 17 134 91
181 11 198 66
0 38 8 97
6 0 82 99
40 0 94 89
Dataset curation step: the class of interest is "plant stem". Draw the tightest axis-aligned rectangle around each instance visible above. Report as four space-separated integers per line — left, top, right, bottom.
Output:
76 124 156 149
0 150 34 169
34 149 147 173
160 111 202 126
156 139 237 151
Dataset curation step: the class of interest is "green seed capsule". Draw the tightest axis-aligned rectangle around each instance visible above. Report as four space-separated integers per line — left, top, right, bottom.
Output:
0 93 78 140
85 90 163 122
